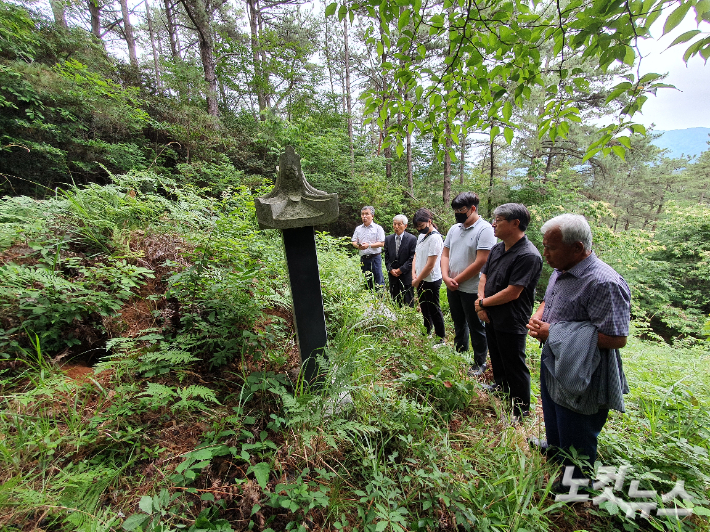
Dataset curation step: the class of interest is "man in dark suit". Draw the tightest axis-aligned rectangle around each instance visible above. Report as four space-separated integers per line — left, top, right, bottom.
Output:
384 214 417 306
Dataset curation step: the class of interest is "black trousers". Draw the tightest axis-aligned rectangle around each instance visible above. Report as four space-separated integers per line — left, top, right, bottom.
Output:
486 325 530 416
417 279 446 339
388 275 414 307
447 290 488 366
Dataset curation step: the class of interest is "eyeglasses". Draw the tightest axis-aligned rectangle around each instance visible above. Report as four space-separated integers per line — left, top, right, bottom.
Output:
453 206 471 214
492 217 507 224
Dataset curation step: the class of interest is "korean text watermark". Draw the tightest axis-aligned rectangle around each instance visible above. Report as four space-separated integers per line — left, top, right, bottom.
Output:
555 465 700 518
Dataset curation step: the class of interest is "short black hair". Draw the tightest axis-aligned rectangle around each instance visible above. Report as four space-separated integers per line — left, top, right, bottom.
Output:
493 203 531 231
451 192 480 210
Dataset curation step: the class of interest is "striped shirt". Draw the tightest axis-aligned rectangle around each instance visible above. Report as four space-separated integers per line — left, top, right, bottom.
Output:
541 252 631 336
540 252 631 414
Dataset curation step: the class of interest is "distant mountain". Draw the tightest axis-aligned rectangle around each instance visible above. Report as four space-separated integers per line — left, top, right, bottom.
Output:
651 127 710 160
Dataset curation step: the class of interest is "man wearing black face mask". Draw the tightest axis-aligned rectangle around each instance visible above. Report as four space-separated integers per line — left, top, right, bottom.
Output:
441 192 496 375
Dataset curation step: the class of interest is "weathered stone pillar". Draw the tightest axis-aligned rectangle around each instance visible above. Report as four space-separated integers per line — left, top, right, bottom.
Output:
255 146 338 385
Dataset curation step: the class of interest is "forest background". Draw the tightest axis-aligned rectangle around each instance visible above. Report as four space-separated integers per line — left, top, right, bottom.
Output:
1 0 710 530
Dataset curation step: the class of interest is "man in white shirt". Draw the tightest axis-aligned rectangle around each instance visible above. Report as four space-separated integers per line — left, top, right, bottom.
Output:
352 206 385 289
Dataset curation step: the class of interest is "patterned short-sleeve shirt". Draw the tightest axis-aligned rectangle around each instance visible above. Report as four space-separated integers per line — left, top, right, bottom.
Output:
541 252 631 337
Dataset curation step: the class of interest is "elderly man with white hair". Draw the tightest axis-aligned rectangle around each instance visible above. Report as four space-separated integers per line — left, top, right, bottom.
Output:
384 214 417 306
527 213 631 486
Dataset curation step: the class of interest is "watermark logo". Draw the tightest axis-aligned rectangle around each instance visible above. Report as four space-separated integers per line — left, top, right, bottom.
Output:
555 465 697 518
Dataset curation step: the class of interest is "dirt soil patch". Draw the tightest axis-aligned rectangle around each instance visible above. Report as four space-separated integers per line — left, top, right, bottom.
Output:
61 364 95 382
0 243 36 266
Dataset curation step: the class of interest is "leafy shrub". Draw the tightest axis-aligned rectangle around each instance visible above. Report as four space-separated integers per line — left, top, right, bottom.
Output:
600 203 710 340
0 260 152 357
0 2 39 61
0 55 152 194
176 160 248 196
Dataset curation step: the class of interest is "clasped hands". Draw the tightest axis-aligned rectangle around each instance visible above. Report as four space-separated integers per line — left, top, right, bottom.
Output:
526 317 550 341
472 298 490 323
443 276 459 291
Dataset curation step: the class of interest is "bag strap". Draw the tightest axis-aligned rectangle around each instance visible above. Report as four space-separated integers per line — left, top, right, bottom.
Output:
421 229 439 242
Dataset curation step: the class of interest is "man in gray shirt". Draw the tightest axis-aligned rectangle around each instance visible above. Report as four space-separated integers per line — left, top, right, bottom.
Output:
352 206 385 289
441 192 496 374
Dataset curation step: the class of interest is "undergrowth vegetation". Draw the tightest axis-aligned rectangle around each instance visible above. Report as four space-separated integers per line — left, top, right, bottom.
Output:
1 174 709 532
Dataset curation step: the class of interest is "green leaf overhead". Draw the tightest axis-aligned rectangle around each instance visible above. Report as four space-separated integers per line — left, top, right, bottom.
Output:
325 0 706 158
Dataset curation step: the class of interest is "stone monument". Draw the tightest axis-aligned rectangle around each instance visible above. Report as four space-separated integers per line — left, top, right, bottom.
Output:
256 146 338 385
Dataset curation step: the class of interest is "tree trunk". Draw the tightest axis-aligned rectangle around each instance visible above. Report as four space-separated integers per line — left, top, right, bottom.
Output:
487 138 494 217
378 25 392 181
651 192 666 231
247 0 267 118
340 69 346 114
459 124 467 184
544 149 553 179
199 36 219 117
370 118 376 151
257 3 270 109
50 0 68 28
164 0 181 58
180 0 219 117
146 2 162 90
384 118 392 180
344 17 354 176
219 78 227 108
87 0 101 40
443 124 452 206
405 91 413 194
324 2 335 96
120 0 138 67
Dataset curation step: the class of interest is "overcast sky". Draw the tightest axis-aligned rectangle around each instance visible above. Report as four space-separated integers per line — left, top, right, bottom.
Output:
635 17 710 131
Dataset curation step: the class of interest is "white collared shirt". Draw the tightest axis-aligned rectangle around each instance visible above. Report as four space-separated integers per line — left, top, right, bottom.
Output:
352 222 385 256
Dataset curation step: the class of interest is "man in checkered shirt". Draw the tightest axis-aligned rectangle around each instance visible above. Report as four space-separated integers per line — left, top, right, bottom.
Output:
527 213 631 481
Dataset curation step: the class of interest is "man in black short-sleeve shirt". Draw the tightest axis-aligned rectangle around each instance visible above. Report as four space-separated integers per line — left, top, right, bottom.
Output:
475 203 542 418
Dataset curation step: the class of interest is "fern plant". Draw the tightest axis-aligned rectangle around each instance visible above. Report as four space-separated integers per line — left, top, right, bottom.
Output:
137 341 199 377
138 383 220 412
0 264 119 355
0 258 153 357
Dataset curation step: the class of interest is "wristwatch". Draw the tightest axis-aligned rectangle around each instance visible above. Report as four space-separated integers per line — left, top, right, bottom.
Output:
478 298 485 310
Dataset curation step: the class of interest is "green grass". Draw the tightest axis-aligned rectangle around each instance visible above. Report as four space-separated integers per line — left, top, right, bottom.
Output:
1 178 709 532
